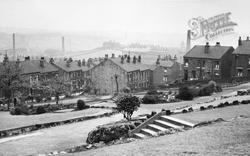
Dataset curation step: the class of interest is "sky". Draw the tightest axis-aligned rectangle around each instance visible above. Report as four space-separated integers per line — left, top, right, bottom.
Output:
0 0 249 47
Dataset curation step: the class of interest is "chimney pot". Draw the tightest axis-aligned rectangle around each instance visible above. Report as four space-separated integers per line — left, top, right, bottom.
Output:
111 53 115 58
238 36 242 46
25 56 30 61
247 36 249 41
216 42 220 46
205 42 209 53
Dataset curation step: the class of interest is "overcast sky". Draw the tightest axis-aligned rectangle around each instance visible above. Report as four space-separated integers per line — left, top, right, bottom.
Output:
0 0 249 34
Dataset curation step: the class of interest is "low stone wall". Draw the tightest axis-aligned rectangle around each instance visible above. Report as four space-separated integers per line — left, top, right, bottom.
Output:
0 110 118 139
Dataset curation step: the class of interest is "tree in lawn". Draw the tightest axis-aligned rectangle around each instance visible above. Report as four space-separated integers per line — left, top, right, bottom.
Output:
115 95 141 120
0 59 23 110
42 76 70 104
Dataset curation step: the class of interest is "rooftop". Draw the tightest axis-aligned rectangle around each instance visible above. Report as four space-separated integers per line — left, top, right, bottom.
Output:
233 40 250 55
184 44 233 59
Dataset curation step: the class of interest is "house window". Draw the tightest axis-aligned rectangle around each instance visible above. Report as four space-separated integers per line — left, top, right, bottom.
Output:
237 69 243 77
184 59 189 67
215 61 220 69
202 60 205 68
163 76 168 82
197 60 201 67
192 70 196 78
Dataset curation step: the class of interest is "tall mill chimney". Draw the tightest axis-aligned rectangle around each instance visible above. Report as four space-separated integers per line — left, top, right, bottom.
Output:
62 36 65 55
186 30 191 52
13 33 16 60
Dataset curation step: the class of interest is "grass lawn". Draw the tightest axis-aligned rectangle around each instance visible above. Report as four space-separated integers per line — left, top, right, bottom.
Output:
66 105 250 156
0 108 113 131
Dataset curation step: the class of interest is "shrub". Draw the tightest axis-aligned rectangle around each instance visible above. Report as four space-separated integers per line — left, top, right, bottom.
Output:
182 109 188 113
207 105 214 109
215 85 222 92
199 84 214 96
116 95 141 120
200 106 206 111
218 103 225 108
10 105 30 115
224 102 230 106
188 107 193 112
86 122 136 144
176 86 194 100
165 110 172 115
232 100 239 105
14 107 22 115
77 99 86 110
142 95 158 104
151 111 157 116
36 106 46 114
241 100 250 104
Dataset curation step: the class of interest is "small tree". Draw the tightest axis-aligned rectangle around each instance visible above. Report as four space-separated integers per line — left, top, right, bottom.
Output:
0 62 23 110
115 95 141 120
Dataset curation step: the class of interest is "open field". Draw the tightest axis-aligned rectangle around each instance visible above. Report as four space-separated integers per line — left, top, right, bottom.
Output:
0 108 113 131
66 105 250 156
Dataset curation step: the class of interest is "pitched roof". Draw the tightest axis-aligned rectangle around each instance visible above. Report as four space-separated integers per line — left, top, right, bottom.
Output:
54 61 83 72
20 60 58 75
184 45 233 59
109 58 155 72
158 60 174 68
233 40 250 55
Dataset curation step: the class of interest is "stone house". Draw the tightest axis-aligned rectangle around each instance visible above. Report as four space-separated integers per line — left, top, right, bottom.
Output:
152 59 183 86
183 42 234 81
89 55 154 94
53 60 88 92
231 37 250 78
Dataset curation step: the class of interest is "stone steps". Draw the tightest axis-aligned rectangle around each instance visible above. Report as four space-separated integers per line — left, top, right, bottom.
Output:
131 114 194 139
161 116 195 128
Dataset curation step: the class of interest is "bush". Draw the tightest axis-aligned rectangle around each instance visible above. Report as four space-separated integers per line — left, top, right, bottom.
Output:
36 106 46 114
241 100 250 104
116 95 141 120
207 105 214 109
200 106 206 111
199 84 214 96
218 103 225 108
10 105 30 115
165 110 172 115
86 122 136 144
182 109 188 113
142 95 158 104
232 100 239 105
176 86 194 100
188 107 193 112
77 99 86 110
224 102 230 106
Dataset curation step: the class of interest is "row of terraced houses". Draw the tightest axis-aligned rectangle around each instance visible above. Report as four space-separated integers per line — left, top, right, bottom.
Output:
0 53 182 96
183 37 250 81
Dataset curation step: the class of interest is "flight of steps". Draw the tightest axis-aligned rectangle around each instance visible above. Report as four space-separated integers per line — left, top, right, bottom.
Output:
132 115 195 139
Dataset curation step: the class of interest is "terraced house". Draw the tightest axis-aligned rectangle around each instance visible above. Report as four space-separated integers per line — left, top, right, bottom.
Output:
231 37 250 78
183 42 234 81
53 59 91 92
90 55 154 94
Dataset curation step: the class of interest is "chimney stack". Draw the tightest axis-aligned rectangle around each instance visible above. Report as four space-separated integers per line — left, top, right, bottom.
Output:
216 42 220 46
13 33 16 60
49 58 54 64
62 36 65 55
138 55 141 63
82 59 86 66
156 58 160 65
78 60 81 67
40 57 45 67
133 56 137 64
111 53 115 58
25 56 30 61
121 56 124 64
205 42 209 53
127 55 130 63
238 36 242 46
247 36 249 41
186 30 191 52
104 54 108 60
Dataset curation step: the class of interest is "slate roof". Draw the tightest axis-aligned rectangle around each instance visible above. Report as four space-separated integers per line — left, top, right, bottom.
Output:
233 40 250 55
20 60 58 75
109 58 156 72
184 45 233 59
54 61 83 72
